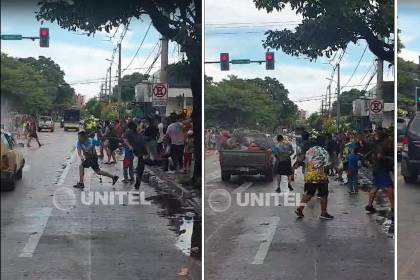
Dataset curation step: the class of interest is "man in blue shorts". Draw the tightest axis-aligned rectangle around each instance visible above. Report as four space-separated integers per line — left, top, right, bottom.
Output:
74 131 119 189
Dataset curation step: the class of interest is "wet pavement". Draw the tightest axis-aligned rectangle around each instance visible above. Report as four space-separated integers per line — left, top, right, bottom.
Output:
397 163 420 279
1 124 201 280
204 151 394 280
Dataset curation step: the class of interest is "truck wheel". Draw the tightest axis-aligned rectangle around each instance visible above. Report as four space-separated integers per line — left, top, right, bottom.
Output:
265 170 274 182
16 168 23 180
221 172 231 182
404 175 417 183
2 174 16 191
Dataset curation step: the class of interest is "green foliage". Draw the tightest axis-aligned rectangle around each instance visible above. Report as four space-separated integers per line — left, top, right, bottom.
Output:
112 72 149 102
331 88 366 117
1 53 75 116
205 76 296 130
397 57 419 114
254 0 394 63
306 113 322 131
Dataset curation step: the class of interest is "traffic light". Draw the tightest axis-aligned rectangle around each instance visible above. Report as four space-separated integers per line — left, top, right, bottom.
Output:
416 87 420 112
39 28 49 48
266 52 274 70
220 53 229 71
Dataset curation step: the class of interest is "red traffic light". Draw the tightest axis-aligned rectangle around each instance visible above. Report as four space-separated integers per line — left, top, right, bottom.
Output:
266 52 273 61
39 28 49 48
220 53 229 62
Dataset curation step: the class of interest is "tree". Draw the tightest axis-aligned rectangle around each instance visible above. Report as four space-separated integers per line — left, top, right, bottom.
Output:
112 72 149 102
1 53 72 116
397 57 419 114
248 77 298 131
331 88 366 117
306 112 322 131
205 76 281 130
254 0 394 63
36 0 202 184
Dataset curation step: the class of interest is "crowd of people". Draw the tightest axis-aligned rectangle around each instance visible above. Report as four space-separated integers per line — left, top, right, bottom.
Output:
208 127 394 221
74 113 195 190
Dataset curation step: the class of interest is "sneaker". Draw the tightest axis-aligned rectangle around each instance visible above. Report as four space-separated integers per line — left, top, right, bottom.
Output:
129 178 135 184
319 213 334 220
167 170 175 174
122 178 129 183
134 183 140 190
112 176 119 185
295 208 304 218
288 184 294 191
275 187 281 193
73 182 84 189
365 205 377 214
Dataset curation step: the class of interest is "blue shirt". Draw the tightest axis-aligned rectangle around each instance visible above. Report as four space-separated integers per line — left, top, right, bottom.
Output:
77 138 100 157
347 153 360 172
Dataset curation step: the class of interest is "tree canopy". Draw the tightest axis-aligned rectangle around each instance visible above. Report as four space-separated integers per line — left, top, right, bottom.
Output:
254 0 394 63
397 57 419 114
205 76 297 131
331 88 367 117
1 53 75 116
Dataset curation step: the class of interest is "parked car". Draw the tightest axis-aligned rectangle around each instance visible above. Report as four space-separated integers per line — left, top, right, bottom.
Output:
1 130 25 191
401 113 420 183
38 116 54 132
219 133 275 182
397 117 410 158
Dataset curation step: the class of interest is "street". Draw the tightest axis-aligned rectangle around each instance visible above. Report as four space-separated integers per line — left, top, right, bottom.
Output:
397 163 420 279
1 124 201 280
204 150 394 280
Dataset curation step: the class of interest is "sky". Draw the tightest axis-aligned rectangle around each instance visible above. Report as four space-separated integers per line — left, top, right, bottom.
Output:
0 0 183 100
398 1 420 64
204 0 394 114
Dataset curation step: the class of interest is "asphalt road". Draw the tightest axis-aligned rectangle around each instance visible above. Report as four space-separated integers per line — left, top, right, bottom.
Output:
397 163 420 279
1 124 201 280
204 150 394 280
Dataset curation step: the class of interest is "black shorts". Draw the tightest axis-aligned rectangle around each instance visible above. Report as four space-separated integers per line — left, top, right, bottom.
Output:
304 183 329 197
82 157 100 170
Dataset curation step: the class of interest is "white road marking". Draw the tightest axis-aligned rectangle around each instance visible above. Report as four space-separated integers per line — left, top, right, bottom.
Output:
232 181 254 194
57 151 77 186
205 213 237 243
205 169 220 183
19 207 53 258
251 216 280 265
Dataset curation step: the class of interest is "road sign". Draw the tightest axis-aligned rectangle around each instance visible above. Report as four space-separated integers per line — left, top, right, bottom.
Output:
369 99 384 122
1 34 22 40
152 83 168 107
231 59 251 64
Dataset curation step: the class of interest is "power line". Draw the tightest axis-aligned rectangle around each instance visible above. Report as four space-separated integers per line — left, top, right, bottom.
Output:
122 21 153 73
206 20 301 26
342 45 368 89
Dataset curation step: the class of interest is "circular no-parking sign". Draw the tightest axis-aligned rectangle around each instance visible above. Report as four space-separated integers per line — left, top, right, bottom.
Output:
153 83 167 98
370 100 383 114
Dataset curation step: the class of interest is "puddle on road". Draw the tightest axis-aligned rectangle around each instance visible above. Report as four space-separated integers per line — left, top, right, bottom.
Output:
147 194 201 260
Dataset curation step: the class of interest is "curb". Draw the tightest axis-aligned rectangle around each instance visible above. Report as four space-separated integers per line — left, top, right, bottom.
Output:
143 166 201 217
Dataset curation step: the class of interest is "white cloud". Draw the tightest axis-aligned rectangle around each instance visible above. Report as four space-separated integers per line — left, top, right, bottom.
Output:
205 0 302 24
400 49 420 63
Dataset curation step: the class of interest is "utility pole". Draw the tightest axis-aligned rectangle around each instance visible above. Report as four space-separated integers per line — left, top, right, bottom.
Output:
328 85 332 118
337 63 341 133
376 57 384 99
108 67 112 104
321 99 324 116
118 43 122 118
100 83 104 100
159 36 169 117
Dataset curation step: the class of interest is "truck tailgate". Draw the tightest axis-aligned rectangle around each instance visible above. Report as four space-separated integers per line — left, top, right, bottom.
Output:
220 150 270 168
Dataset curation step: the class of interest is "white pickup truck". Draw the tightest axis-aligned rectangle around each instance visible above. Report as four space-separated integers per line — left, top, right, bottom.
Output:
38 116 54 132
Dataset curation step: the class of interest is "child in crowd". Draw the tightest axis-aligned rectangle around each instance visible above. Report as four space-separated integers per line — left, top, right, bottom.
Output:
122 135 135 183
347 147 361 194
